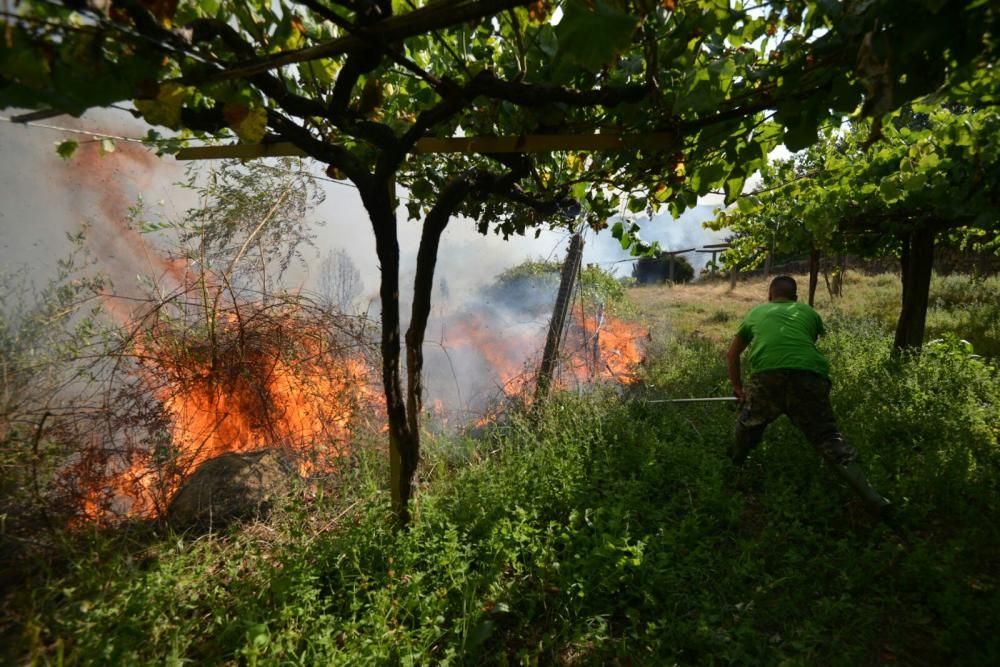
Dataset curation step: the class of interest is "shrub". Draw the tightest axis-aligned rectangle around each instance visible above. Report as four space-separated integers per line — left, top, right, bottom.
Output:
0 236 108 535
488 258 633 316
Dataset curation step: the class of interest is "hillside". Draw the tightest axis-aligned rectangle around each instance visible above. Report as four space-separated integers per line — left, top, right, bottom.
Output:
3 272 999 665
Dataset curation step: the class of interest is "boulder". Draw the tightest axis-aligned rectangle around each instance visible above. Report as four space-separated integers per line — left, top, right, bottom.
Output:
167 449 298 530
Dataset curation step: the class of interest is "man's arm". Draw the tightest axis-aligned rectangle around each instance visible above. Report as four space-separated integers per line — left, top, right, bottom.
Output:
727 335 749 401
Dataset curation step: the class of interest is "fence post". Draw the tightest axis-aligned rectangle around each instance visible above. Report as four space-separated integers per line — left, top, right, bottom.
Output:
535 233 584 406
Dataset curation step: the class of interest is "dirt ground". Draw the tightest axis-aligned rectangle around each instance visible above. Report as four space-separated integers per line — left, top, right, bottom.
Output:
627 274 779 343
626 270 904 344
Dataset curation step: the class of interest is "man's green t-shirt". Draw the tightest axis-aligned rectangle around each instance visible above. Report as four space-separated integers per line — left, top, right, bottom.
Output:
736 299 829 378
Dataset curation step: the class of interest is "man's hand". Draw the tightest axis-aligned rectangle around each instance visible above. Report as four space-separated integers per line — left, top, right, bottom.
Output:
732 384 746 403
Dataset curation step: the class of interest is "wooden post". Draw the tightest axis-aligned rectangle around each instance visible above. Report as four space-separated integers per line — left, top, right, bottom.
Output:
592 303 604 381
661 248 695 283
808 246 820 307
697 244 729 277
764 234 775 278
535 233 584 406
836 253 846 297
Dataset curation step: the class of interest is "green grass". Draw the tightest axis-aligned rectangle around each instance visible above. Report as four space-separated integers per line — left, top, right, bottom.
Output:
4 274 1000 665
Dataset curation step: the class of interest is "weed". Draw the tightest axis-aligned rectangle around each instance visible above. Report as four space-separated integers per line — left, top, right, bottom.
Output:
704 309 735 324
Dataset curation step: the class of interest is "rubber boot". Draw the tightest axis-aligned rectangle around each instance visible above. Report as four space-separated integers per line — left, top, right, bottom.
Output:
833 461 893 518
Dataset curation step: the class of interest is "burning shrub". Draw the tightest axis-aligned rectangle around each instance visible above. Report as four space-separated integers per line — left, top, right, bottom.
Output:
71 293 384 522
423 259 647 423
57 159 385 523
2 161 385 531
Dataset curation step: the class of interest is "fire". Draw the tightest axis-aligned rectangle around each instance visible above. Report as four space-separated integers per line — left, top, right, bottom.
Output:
436 303 647 415
73 269 644 522
437 312 537 396
566 304 647 384
79 303 382 521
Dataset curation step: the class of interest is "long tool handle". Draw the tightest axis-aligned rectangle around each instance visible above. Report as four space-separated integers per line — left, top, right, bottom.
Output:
646 397 738 404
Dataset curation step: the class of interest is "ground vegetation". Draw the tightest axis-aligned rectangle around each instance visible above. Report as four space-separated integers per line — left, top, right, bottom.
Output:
3 273 998 665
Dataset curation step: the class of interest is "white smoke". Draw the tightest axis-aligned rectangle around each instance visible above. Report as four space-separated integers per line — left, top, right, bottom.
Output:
584 204 731 278
3 114 729 423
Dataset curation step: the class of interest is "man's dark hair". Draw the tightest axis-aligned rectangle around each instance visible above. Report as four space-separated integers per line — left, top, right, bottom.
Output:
769 276 797 300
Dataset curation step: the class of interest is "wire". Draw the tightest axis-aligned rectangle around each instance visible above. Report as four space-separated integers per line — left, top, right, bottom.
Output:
0 115 374 193
252 162 361 190
0 115 152 144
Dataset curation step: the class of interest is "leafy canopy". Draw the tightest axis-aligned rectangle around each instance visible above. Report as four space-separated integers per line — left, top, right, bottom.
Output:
2 0 995 239
708 67 1000 268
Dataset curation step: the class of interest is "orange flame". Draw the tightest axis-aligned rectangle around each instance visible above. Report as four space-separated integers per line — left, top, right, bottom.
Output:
79 305 382 521
566 304 647 384
439 312 537 396
439 304 646 416
75 286 644 521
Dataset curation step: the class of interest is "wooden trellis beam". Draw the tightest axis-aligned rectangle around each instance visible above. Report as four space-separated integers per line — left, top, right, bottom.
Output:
174 131 678 160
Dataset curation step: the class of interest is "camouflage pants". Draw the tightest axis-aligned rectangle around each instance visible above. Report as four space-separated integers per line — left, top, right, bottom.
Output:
732 370 857 465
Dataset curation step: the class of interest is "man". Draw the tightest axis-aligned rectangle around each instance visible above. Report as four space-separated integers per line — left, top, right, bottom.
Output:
727 276 891 516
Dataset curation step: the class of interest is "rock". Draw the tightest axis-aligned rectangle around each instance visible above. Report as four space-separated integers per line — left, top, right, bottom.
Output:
166 449 298 530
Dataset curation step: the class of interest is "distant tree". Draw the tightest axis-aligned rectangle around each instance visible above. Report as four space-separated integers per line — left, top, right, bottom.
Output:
706 145 832 303
317 248 364 313
489 258 631 313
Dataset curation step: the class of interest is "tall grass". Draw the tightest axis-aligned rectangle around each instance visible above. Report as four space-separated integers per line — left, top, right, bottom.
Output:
823 272 1000 355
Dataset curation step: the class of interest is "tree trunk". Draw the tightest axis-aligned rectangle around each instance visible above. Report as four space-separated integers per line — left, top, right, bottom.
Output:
361 176 419 524
363 172 486 525
808 246 819 307
401 178 471 516
894 227 936 352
